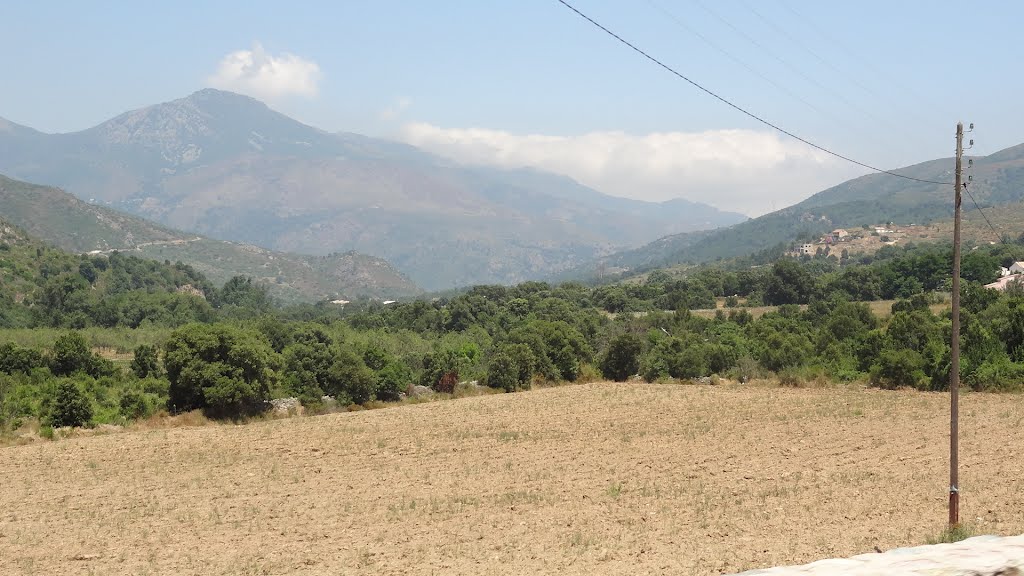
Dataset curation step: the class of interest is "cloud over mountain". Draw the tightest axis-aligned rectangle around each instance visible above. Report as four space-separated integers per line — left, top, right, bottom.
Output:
207 43 321 101
400 124 866 216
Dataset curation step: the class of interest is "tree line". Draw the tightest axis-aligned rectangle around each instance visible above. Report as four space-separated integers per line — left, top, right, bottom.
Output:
3 240 1024 430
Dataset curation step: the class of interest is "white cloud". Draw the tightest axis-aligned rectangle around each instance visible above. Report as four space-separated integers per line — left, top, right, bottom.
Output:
207 43 321 101
400 124 866 216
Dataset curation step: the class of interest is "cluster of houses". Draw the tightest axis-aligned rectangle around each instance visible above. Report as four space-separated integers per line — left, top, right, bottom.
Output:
794 225 909 257
984 262 1024 291
796 229 851 256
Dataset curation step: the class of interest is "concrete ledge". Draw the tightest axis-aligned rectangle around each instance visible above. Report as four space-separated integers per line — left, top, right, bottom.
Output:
732 534 1023 575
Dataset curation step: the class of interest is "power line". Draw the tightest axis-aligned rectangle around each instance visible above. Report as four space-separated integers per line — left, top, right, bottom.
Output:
739 0 930 126
643 0 856 132
963 184 1002 242
775 0 945 120
554 0 953 186
690 0 893 131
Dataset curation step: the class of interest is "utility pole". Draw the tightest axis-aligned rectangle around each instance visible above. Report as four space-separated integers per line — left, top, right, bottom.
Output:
949 121 964 528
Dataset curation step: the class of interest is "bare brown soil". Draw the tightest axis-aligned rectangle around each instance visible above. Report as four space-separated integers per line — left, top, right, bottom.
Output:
2 382 1023 575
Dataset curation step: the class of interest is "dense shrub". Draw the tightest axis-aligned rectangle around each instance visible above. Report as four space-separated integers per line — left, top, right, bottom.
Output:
50 332 94 376
641 336 710 381
0 342 46 374
164 324 278 418
870 349 927 389
131 344 161 379
599 333 643 381
420 348 468 392
49 379 93 428
119 388 154 420
486 352 519 393
48 332 116 378
375 361 412 401
966 356 1024 392
756 332 811 373
327 348 377 404
282 326 336 403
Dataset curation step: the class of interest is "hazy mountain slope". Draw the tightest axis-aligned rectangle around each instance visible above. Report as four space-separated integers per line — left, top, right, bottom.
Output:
0 89 746 289
582 143 1024 275
0 175 420 302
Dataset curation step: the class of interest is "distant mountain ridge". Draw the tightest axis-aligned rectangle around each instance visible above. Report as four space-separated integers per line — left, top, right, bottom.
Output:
0 174 420 302
0 89 746 289
583 142 1024 274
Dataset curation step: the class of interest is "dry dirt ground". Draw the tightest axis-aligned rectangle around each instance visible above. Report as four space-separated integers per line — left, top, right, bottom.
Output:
2 382 1023 576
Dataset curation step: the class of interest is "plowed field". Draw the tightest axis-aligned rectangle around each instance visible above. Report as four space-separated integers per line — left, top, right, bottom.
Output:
3 382 1023 575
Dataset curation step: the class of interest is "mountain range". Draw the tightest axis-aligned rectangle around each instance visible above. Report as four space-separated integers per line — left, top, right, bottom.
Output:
0 174 420 302
0 89 746 290
588 142 1024 274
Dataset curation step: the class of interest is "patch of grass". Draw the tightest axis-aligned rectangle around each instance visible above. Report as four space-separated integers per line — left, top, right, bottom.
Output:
606 482 623 500
496 430 522 442
926 523 976 544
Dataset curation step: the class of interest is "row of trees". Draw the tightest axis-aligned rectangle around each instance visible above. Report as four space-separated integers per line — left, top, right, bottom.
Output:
4 241 1024 427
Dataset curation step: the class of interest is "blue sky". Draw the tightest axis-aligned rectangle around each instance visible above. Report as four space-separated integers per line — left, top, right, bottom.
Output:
1 1 1021 214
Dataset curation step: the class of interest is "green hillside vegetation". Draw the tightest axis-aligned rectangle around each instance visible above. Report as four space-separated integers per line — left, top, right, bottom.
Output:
5 230 1024 438
585 143 1024 277
0 174 420 302
0 218 226 329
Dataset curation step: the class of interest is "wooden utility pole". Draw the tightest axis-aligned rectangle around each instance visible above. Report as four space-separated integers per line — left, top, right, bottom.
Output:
949 121 964 527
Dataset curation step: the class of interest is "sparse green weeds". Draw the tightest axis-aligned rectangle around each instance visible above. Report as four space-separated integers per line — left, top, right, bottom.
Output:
606 481 623 500
927 524 976 544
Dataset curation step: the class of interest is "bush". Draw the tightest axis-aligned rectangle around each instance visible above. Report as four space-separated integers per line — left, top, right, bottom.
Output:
0 342 46 375
131 344 161 379
375 361 412 401
420 348 467 392
327 348 378 404
119 388 154 420
599 333 643 381
966 357 1024 392
50 332 93 376
49 380 93 428
757 332 811 373
640 336 709 381
486 352 519 393
870 349 927 389
49 332 115 378
164 324 278 418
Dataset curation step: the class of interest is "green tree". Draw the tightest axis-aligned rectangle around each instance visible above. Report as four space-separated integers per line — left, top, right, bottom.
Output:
764 259 815 305
0 342 45 374
281 328 336 404
119 388 154 420
599 333 643 381
164 324 278 418
486 352 519 393
49 380 93 428
217 276 273 313
375 360 412 401
131 344 161 379
51 332 95 376
327 348 377 404
78 260 97 284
